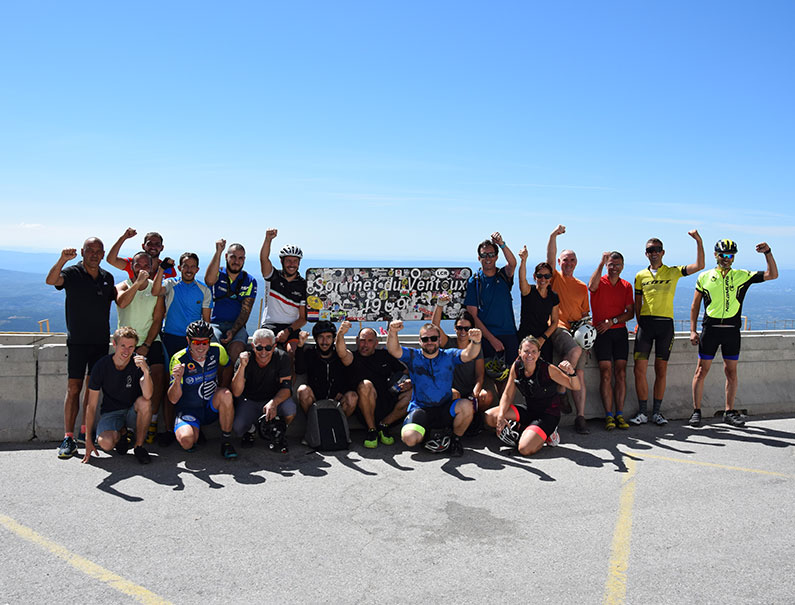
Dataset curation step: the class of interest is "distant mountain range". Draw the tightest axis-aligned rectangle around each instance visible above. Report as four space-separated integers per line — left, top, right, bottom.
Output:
1 249 793 333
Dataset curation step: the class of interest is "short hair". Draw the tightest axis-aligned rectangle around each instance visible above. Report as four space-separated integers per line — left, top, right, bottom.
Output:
143 232 163 243
534 262 553 275
132 251 153 266
228 243 245 254
419 323 440 337
252 328 275 343
179 252 199 266
477 240 498 256
608 251 624 261
646 238 663 248
519 335 541 350
113 326 139 343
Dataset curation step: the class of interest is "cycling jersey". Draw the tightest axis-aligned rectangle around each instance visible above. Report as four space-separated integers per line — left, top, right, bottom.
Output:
696 268 764 328
260 269 306 326
169 343 229 413
634 264 688 318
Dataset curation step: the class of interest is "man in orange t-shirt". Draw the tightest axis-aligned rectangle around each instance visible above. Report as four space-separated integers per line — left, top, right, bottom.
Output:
546 225 591 434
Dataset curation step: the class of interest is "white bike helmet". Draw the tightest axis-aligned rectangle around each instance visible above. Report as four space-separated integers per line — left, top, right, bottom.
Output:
573 324 597 350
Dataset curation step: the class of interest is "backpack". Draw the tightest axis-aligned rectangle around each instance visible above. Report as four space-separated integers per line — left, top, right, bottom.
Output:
304 399 351 451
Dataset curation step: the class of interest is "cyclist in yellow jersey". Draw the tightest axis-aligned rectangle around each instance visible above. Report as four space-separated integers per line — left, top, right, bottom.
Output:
688 239 777 427
631 230 704 426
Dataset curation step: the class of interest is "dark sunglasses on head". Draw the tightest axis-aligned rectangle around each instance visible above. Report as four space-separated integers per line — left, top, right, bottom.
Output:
718 253 735 259
190 338 210 346
535 273 552 279
646 246 663 254
420 335 439 343
454 325 470 332
254 344 274 352
479 252 497 259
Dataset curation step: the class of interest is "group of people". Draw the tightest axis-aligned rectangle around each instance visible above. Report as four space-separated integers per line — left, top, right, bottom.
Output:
46 224 777 464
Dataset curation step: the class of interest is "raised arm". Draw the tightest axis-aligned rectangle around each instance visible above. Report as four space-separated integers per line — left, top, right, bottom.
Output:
546 224 565 267
518 246 531 296
259 228 278 277
549 360 581 391
46 248 76 287
492 232 516 278
204 238 226 286
335 321 354 366
684 229 705 275
756 242 778 280
231 351 249 397
135 355 153 400
116 270 148 309
386 320 404 359
107 227 138 272
589 252 609 292
460 328 482 363
431 293 451 347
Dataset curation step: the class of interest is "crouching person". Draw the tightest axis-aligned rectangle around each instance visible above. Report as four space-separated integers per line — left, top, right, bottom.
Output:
387 320 482 457
82 327 153 465
231 328 297 453
167 320 237 459
486 336 580 456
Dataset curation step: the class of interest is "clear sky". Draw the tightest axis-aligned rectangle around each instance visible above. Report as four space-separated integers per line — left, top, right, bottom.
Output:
1 1 793 268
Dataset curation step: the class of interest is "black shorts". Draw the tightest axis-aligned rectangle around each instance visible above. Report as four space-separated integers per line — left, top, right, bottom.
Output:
698 325 741 361
144 340 165 366
594 327 629 363
634 316 674 362
353 381 399 425
402 401 457 436
510 404 560 441
263 323 301 344
67 343 109 380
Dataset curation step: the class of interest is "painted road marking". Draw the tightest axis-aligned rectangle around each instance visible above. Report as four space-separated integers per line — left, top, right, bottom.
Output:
0 514 172 605
603 458 637 605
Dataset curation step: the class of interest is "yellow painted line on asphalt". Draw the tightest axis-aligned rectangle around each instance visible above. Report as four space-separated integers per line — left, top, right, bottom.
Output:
632 453 794 478
603 457 637 605
0 514 172 605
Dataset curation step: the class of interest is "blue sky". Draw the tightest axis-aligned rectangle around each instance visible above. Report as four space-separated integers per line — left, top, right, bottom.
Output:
1 1 793 269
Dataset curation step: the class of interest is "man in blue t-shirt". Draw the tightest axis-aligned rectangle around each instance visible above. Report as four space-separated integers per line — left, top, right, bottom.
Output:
464 232 518 360
386 320 482 457
204 239 257 382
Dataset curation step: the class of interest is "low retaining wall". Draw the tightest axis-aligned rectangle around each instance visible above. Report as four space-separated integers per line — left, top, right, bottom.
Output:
1 332 793 442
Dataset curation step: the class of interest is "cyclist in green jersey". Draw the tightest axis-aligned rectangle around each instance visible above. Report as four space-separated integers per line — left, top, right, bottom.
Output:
688 239 777 427
631 230 703 426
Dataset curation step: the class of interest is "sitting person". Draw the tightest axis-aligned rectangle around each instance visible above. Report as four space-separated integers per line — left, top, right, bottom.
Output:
230 328 297 453
485 336 580 456
82 327 153 465
167 320 237 459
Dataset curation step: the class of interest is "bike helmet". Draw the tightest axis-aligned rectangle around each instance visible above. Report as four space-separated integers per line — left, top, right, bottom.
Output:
257 415 288 452
186 320 213 339
485 357 510 382
424 429 451 453
714 239 738 254
312 320 337 340
573 324 597 350
279 244 303 259
497 420 521 447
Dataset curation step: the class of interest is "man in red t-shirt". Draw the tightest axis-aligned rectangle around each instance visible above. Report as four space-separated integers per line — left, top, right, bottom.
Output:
588 251 635 431
107 227 177 280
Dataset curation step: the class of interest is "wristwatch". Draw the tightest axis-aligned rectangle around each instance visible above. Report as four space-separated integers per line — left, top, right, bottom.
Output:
611 317 618 325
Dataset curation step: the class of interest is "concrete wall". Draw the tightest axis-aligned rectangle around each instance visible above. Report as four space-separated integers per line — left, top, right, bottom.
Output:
1 332 794 442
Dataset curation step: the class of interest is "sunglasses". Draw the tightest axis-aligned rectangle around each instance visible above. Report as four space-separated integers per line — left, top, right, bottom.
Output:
535 273 552 280
454 325 471 332
479 252 497 259
190 338 210 346
718 253 735 260
420 335 439 343
646 246 663 254
254 344 274 352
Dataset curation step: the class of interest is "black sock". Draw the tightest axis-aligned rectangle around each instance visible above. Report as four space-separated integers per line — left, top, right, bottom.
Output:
222 431 231 440
653 399 662 415
637 399 648 414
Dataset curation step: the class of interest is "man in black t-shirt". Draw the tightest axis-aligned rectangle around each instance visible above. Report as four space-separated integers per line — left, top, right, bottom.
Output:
82 327 153 465
336 321 411 448
230 328 297 451
46 238 117 460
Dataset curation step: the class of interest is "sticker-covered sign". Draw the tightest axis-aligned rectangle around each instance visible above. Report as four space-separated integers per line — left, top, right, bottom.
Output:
305 267 472 322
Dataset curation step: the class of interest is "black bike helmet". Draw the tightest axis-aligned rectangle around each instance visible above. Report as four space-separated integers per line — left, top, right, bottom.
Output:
312 320 337 340
186 320 213 339
714 239 738 254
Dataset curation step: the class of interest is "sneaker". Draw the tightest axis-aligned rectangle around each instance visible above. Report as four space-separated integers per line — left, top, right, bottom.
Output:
652 413 668 426
221 441 238 459
615 414 630 430
724 409 746 427
378 423 395 446
76 431 86 446
241 430 256 448
145 422 158 445
604 416 616 431
364 428 379 449
116 430 134 455
575 415 590 435
157 431 175 447
497 420 520 447
688 409 702 427
275 436 289 454
449 435 464 457
545 428 560 447
133 446 151 465
629 412 648 425
57 436 78 459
